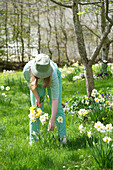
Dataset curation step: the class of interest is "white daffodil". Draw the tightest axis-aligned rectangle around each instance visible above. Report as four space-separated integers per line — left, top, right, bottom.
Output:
99 97 105 103
57 116 63 123
72 63 79 67
92 89 97 94
30 109 35 114
84 95 88 100
3 70 6 74
6 86 10 91
87 131 92 138
94 121 104 131
41 120 46 125
91 93 96 97
79 124 83 130
37 108 42 114
91 89 97 97
2 93 7 97
63 107 70 112
99 124 105 133
30 117 36 122
40 115 46 125
78 124 85 133
82 99 84 103
105 124 113 132
73 76 81 81
1 86 4 90
78 109 88 116
69 67 75 71
103 136 112 144
28 113 35 119
103 60 107 63
66 71 72 74
44 113 48 120
94 98 99 103
85 100 89 105
61 74 65 78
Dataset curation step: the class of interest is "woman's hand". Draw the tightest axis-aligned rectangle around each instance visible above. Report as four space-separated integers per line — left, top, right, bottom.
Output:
36 97 43 108
49 119 55 131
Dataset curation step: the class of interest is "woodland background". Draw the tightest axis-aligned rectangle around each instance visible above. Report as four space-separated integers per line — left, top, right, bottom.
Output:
0 0 113 96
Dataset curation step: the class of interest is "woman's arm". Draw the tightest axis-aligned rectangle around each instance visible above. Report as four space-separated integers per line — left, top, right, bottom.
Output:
49 98 58 131
30 88 42 107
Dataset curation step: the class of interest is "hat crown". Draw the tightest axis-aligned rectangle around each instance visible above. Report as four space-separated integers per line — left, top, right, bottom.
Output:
35 54 50 73
35 54 49 65
31 53 53 78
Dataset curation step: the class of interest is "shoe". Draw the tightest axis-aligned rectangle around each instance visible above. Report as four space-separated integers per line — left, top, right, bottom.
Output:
60 136 67 144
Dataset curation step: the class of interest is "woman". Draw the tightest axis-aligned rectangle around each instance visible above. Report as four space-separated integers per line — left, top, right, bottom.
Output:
23 53 66 144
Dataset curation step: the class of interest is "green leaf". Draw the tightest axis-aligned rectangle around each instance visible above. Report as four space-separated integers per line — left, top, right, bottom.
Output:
77 11 85 15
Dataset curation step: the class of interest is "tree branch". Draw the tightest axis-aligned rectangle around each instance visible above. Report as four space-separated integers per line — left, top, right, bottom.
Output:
90 23 112 65
50 0 72 8
49 0 105 8
109 39 113 44
106 0 113 25
82 25 100 38
79 2 101 5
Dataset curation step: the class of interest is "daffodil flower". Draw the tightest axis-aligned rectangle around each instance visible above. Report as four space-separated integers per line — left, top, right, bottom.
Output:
57 116 63 123
103 137 112 144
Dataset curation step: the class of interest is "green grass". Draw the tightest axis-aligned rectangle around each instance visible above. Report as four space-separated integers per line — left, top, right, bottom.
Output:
0 71 113 170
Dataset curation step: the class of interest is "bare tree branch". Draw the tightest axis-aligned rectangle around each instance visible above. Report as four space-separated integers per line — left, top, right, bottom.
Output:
82 25 100 38
50 0 72 8
50 0 102 7
79 2 101 5
109 39 113 43
106 0 113 25
90 23 112 65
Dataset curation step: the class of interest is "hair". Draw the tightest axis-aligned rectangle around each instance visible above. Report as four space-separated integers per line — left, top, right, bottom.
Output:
29 69 52 91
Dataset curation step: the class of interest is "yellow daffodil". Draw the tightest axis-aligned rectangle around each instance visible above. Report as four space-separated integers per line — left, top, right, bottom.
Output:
85 95 88 100
102 117 105 121
32 131 36 136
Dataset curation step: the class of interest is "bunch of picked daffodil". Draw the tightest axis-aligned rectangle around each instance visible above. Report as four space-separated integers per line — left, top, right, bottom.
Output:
28 107 43 122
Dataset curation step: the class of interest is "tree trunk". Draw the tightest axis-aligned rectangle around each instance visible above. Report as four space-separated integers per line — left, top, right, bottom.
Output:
37 9 41 54
12 2 16 58
60 7 70 62
84 63 94 97
28 1 31 61
16 11 20 62
112 31 113 58
46 0 53 59
101 39 110 73
5 2 8 62
54 7 60 63
72 0 94 96
101 0 109 73
20 0 24 63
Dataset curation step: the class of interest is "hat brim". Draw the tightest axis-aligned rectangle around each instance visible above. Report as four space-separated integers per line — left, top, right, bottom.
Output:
31 60 53 78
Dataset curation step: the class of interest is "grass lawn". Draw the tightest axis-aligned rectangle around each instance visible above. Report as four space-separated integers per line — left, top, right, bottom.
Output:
0 70 113 170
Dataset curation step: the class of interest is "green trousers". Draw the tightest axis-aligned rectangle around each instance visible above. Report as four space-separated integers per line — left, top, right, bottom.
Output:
30 70 66 141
